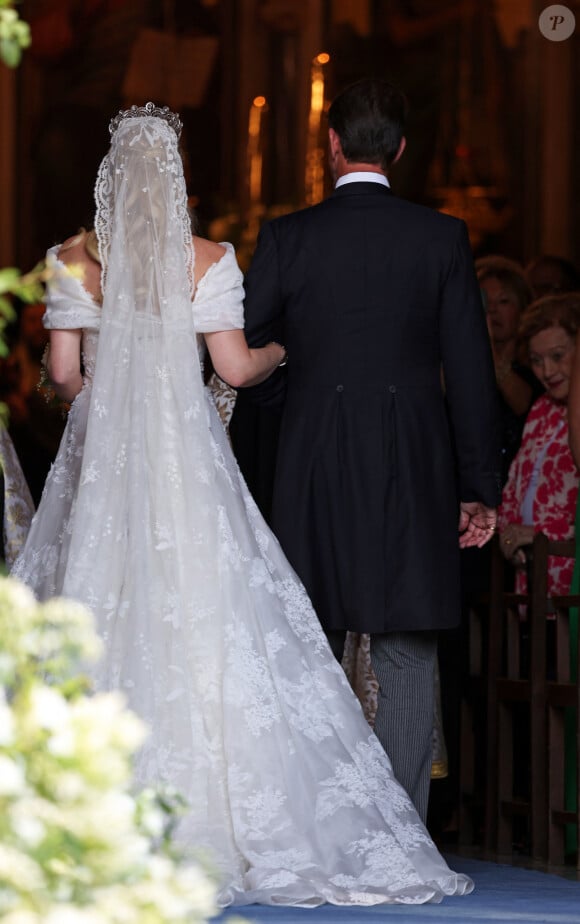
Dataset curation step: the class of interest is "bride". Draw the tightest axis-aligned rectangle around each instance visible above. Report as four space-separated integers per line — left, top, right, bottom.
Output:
13 103 473 907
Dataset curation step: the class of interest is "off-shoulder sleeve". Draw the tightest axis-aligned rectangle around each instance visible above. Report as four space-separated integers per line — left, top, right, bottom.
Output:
42 246 101 331
192 242 245 333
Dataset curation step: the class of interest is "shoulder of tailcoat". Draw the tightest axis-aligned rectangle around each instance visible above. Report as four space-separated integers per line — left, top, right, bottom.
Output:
242 184 501 633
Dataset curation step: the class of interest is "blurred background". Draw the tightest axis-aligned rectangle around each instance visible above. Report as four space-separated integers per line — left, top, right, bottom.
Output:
0 0 578 274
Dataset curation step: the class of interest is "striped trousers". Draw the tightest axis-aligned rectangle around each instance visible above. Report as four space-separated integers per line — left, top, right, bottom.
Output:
327 630 438 824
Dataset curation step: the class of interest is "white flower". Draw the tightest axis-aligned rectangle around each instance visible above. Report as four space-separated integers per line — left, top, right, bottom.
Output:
8 809 45 848
68 791 136 841
0 650 17 684
0 576 219 922
39 597 102 662
27 687 70 732
0 844 44 891
47 726 76 758
1 912 41 924
0 754 26 796
51 769 87 801
0 578 35 613
45 908 107 924
70 693 147 769
0 692 15 744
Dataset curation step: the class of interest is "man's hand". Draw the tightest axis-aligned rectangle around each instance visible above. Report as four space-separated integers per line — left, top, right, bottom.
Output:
458 501 497 549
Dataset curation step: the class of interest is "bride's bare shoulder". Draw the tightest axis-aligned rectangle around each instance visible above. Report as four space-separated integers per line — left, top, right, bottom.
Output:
58 231 90 263
57 229 102 301
192 236 227 283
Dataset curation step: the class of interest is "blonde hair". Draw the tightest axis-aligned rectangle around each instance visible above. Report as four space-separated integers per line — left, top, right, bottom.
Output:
59 227 101 264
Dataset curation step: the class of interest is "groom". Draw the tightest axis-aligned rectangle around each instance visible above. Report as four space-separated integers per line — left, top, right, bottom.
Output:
237 78 501 823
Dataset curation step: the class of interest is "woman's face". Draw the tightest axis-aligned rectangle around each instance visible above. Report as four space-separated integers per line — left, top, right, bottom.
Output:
481 276 521 343
528 325 576 403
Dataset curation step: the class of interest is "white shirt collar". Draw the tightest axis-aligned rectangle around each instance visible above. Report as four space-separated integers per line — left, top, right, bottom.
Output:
335 171 390 189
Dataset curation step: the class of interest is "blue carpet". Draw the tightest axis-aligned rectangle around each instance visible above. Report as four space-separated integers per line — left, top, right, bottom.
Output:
213 857 580 923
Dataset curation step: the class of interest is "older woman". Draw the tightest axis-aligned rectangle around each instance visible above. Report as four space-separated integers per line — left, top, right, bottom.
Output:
476 256 538 485
498 293 580 594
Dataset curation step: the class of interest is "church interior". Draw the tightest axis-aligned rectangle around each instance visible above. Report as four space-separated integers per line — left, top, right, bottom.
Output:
0 0 579 889
2 0 578 272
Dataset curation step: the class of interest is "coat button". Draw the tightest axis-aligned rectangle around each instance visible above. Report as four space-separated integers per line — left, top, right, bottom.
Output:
389 385 397 393
336 384 344 392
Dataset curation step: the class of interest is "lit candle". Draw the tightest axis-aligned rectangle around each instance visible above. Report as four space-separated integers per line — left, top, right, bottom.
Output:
248 95 267 207
305 53 330 206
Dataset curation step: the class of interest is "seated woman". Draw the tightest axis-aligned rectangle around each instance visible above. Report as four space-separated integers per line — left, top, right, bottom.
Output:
498 292 580 595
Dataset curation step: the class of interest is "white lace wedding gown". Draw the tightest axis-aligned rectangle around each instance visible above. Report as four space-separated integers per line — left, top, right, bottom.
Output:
13 243 473 908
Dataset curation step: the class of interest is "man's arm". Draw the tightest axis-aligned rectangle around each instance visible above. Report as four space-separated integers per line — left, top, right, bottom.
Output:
244 222 284 346
439 220 502 516
239 221 287 407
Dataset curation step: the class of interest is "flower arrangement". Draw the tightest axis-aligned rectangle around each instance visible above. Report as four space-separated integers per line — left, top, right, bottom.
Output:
0 577 229 923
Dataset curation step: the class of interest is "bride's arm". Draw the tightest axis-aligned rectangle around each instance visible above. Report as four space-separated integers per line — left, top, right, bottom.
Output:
204 330 285 388
193 236 285 387
43 232 100 402
47 329 83 402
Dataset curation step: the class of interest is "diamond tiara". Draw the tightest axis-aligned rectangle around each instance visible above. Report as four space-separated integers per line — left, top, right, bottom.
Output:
109 102 183 139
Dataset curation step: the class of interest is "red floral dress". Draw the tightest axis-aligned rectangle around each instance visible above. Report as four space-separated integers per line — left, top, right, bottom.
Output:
498 394 579 596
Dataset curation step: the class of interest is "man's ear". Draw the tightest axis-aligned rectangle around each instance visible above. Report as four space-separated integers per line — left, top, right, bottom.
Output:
392 136 406 166
328 127 342 159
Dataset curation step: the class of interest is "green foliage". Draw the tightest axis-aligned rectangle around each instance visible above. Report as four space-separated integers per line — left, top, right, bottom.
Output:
0 264 45 359
0 1 30 68
0 262 47 421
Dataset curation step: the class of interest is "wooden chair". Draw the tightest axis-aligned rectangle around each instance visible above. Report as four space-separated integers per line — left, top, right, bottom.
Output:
485 533 579 864
485 535 544 858
543 537 580 867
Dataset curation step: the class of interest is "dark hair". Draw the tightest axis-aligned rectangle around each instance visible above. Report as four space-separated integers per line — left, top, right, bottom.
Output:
475 255 533 312
525 254 580 295
328 78 408 171
518 292 580 354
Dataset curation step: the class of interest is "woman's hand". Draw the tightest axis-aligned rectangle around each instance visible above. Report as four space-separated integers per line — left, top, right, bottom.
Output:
499 523 534 564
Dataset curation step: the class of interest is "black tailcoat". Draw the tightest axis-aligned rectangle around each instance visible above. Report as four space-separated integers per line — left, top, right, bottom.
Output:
241 183 501 633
